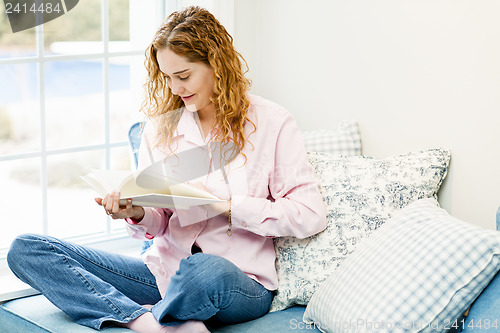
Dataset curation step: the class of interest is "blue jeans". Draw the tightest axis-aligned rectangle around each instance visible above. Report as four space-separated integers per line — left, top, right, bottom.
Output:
459 269 500 332
7 234 274 330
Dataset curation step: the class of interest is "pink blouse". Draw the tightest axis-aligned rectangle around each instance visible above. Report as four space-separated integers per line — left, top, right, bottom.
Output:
126 95 327 296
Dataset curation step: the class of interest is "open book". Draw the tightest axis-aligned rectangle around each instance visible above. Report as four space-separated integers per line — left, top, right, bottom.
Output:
82 162 223 209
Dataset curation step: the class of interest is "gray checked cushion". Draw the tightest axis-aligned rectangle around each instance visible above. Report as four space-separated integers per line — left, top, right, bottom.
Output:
271 149 450 311
301 120 361 156
304 198 500 333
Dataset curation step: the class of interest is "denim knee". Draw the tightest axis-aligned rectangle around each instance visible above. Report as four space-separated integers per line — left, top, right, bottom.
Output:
184 252 235 272
181 253 239 287
7 233 48 277
171 253 243 306
154 253 272 324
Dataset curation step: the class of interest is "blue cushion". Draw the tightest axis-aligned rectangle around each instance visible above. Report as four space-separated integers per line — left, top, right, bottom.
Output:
210 305 320 332
0 295 128 332
128 121 144 169
496 206 500 231
0 294 320 332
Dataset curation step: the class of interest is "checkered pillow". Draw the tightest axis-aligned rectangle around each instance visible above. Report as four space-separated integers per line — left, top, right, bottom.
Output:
271 149 450 311
302 120 361 156
303 198 500 333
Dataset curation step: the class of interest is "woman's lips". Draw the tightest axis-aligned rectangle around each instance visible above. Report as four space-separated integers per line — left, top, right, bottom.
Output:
181 94 195 102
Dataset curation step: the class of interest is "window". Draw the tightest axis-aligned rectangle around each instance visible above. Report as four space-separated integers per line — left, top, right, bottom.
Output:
0 0 167 257
0 0 231 301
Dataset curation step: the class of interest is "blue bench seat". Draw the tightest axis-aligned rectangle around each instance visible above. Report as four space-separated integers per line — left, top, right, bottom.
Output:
0 294 320 332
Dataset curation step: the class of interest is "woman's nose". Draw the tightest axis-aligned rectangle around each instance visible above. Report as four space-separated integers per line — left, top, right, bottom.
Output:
170 80 184 95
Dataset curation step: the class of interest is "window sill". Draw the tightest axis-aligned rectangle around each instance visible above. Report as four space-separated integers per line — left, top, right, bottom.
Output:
0 275 39 303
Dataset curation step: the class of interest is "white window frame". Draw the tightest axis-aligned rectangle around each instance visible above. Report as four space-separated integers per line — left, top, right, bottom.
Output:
0 0 168 302
0 0 233 302
0 0 167 254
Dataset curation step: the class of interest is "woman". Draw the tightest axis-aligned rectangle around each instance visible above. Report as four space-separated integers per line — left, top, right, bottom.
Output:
7 6 327 333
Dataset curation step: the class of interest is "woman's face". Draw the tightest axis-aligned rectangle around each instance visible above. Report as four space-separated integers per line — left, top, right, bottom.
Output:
156 48 215 114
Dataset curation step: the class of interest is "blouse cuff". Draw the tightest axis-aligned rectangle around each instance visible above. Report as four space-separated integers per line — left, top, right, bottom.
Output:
230 195 260 232
125 207 155 227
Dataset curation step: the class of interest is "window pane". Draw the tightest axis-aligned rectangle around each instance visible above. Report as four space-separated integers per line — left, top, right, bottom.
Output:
128 0 167 52
0 158 43 250
0 14 36 59
110 0 167 52
0 63 40 155
0 0 171 254
110 145 131 170
46 150 107 238
109 55 144 142
45 60 104 149
109 0 130 52
43 0 103 56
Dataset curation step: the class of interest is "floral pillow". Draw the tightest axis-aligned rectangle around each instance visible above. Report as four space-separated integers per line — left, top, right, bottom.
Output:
271 149 451 311
303 198 500 332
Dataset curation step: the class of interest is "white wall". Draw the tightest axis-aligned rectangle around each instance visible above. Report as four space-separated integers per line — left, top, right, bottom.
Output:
234 0 500 229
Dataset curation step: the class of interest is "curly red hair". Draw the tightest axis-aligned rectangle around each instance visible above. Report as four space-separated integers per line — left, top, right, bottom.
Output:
142 6 254 159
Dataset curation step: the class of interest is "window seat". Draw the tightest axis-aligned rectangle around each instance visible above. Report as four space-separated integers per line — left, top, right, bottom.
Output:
0 294 319 332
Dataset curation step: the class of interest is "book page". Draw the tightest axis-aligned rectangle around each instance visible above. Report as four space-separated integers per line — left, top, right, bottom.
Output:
135 159 218 199
82 169 170 198
82 167 221 209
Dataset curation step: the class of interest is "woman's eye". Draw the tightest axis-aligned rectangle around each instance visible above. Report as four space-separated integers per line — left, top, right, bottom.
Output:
179 76 189 81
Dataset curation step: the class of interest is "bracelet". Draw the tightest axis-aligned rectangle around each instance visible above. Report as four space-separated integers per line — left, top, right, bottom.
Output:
226 199 233 236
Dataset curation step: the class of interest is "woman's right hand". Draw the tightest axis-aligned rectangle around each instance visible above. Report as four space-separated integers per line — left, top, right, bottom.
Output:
95 191 145 222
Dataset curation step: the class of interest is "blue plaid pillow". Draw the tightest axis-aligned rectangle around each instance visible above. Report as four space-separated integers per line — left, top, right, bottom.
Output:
304 198 500 333
301 120 361 156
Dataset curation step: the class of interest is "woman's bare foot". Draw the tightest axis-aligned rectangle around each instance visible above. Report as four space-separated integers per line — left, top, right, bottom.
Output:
166 320 210 333
121 312 210 333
